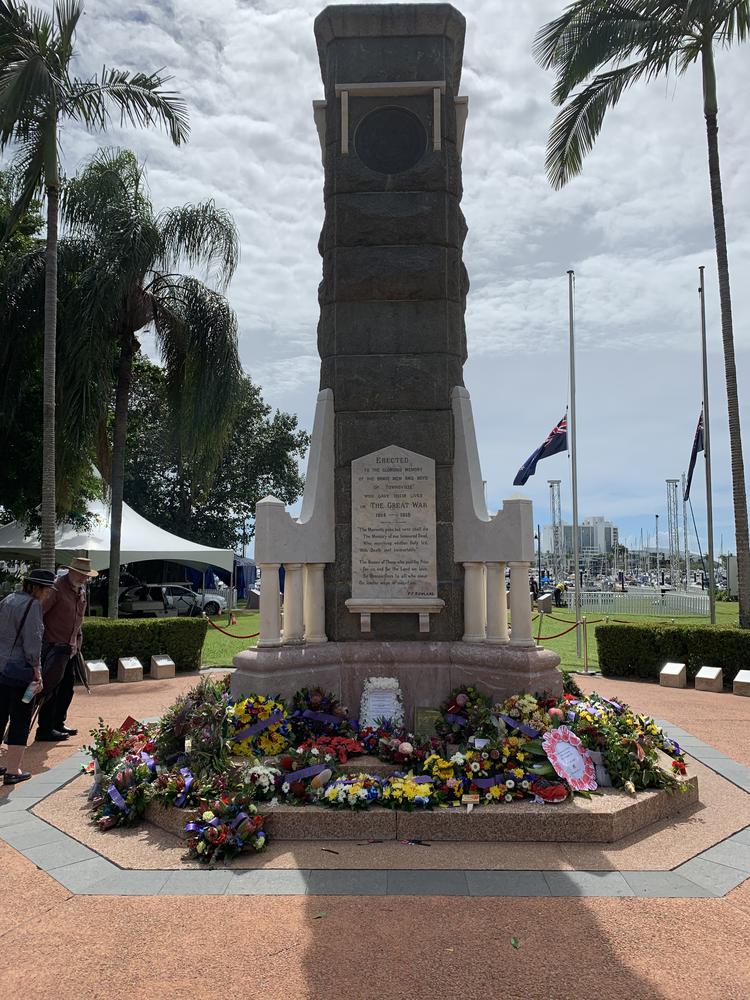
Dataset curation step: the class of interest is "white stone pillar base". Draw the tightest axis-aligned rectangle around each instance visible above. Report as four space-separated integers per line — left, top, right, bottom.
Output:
509 561 535 647
486 561 509 644
304 563 328 643
462 562 486 643
257 563 282 648
282 562 305 645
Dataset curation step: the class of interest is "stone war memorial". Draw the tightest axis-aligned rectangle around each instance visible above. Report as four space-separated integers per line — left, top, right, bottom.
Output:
232 2 563 721
31 6 703 877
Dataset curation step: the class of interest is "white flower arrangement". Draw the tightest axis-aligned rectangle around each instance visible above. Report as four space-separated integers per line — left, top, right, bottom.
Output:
359 676 404 729
242 764 281 796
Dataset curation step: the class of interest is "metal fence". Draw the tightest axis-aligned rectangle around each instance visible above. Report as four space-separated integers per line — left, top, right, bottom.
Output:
575 590 709 618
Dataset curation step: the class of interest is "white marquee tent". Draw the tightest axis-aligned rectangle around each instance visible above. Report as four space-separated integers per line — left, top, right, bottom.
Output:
0 499 234 573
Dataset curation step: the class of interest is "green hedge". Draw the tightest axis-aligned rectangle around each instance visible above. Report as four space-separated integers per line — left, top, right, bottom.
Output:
595 622 750 687
81 617 208 674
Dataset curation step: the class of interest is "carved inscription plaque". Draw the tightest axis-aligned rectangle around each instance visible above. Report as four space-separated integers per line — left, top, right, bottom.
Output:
351 446 437 599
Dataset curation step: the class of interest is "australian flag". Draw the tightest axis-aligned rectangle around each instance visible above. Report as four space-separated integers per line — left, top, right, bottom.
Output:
513 415 568 486
683 409 704 502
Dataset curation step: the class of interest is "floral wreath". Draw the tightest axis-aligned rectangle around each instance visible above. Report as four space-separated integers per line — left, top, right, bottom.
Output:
185 796 267 863
227 694 291 757
290 688 357 741
319 772 382 810
435 685 492 741
541 726 597 791
381 773 435 810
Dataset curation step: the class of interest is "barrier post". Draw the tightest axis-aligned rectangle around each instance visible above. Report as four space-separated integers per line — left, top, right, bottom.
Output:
582 616 589 674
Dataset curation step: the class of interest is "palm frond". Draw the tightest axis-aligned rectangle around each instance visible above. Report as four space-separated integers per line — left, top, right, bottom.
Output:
54 0 81 64
65 67 190 145
62 146 150 234
534 1 683 105
156 202 239 291
152 275 242 483
3 128 47 234
545 60 650 189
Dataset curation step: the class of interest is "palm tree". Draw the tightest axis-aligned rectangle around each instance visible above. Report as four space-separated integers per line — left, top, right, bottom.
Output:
534 0 750 628
62 148 242 616
0 0 189 571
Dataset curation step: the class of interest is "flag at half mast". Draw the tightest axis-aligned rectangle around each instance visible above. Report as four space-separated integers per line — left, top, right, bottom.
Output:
513 415 568 487
684 409 705 502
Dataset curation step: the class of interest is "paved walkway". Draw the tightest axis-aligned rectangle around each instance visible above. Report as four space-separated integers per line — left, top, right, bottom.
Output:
1 671 749 999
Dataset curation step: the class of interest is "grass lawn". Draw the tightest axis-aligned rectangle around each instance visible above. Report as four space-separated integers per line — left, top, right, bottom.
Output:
201 608 259 666
200 602 741 674
537 601 740 674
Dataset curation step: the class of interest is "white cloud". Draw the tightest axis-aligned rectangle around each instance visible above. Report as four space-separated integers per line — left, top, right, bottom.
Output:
10 0 750 553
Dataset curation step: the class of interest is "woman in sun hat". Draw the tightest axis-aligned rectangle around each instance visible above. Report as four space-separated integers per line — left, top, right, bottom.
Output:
37 556 98 743
0 569 56 784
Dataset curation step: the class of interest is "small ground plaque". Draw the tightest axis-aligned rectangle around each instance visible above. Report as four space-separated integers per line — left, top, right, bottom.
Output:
150 655 175 680
117 657 144 683
84 659 110 686
413 707 441 738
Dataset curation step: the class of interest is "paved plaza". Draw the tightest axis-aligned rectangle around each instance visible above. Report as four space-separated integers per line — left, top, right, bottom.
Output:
1 671 749 1000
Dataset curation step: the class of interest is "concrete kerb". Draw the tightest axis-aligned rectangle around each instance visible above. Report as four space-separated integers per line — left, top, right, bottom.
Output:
0 727 749 898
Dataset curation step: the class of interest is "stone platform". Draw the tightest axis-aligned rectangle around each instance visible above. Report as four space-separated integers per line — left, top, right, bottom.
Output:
145 774 698 845
231 640 562 723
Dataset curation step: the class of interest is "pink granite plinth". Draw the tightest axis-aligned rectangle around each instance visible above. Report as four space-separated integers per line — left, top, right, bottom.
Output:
231 641 562 724
143 775 697 844
144 800 197 840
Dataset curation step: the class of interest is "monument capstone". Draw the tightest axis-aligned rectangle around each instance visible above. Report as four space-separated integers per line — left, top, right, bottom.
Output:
232 3 562 719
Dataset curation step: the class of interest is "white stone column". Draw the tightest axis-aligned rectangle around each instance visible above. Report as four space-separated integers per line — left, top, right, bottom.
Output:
257 563 282 648
304 563 327 643
486 561 509 644
509 561 535 647
282 562 305 645
462 562 486 643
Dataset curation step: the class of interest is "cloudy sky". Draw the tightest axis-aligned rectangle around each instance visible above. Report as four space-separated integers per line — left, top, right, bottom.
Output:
24 0 750 556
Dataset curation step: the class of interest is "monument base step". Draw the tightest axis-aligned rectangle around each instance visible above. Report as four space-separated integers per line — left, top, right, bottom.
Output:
145 775 697 845
231 640 562 727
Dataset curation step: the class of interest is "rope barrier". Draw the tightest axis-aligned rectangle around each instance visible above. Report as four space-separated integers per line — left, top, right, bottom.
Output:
535 622 581 640
206 618 259 640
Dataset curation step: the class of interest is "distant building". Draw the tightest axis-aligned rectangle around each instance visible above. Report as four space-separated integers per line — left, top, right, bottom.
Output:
542 517 619 557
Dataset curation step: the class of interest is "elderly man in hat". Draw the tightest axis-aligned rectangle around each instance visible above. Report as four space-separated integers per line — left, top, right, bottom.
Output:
36 556 97 742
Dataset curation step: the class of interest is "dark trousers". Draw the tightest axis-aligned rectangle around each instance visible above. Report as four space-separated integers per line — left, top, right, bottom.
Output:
38 654 76 734
0 682 34 746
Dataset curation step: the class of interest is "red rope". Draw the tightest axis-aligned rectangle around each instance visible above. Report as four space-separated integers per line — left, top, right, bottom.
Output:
536 622 581 640
206 618 259 639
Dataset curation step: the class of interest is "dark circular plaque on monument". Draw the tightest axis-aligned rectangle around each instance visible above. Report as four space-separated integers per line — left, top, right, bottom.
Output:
354 106 428 175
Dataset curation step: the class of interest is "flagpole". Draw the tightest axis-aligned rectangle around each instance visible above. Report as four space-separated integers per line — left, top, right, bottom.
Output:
699 266 717 624
568 270 582 656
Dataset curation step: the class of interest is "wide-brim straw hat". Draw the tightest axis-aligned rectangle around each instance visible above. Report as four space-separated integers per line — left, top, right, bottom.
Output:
25 569 57 588
63 556 99 578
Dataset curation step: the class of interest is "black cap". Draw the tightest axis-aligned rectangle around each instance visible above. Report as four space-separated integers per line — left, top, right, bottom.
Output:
25 569 56 588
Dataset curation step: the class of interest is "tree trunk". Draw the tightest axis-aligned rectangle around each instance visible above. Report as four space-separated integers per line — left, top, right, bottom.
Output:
40 181 58 571
107 333 136 617
702 45 750 628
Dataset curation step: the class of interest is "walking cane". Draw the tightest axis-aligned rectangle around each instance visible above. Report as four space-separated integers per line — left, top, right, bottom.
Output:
74 651 92 695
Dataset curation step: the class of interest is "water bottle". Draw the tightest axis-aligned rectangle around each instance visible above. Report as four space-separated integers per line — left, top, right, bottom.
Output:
22 679 41 704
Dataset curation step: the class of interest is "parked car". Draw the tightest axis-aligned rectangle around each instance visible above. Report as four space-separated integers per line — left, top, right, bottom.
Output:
118 584 226 618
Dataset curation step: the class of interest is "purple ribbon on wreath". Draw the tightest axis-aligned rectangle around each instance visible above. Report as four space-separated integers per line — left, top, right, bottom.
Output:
600 697 623 712
139 750 156 772
175 767 194 807
233 710 284 742
410 776 434 784
285 764 327 782
231 811 249 829
471 775 507 789
107 783 130 813
294 709 360 731
443 713 468 726
499 715 540 739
